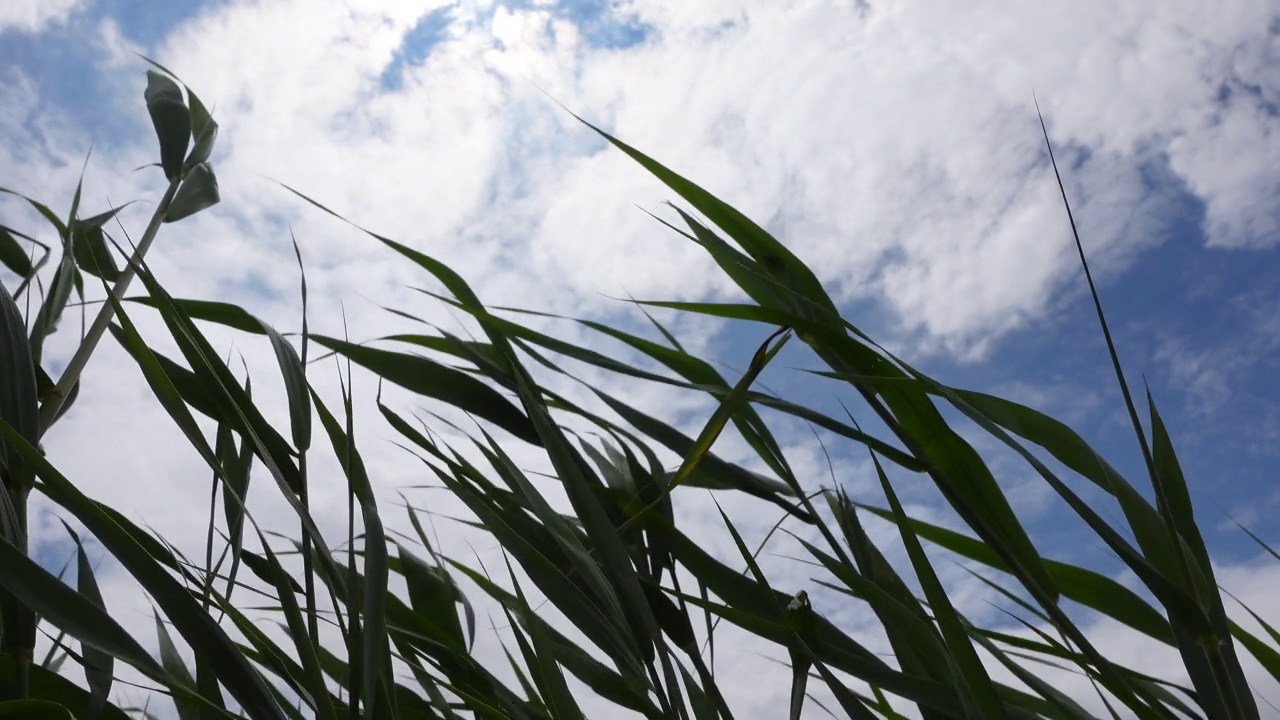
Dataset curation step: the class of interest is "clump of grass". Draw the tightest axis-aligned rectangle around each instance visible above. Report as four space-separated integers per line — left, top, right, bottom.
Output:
0 65 1275 720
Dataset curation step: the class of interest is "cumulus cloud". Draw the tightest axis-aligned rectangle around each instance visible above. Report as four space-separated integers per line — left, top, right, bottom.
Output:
546 0 1277 353
55 0 1269 356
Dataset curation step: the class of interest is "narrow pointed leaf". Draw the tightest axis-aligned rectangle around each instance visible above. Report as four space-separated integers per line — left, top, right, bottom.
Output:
311 335 539 445
154 615 200 720
58 522 113 720
0 522 157 674
0 421 288 720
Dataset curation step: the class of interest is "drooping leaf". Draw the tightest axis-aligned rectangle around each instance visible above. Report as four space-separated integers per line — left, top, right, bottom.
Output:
144 70 191 181
164 162 220 222
28 250 76 363
0 227 34 278
311 335 539 445
67 205 129 283
854 501 1177 647
184 89 219 171
69 224 121 282
397 545 467 652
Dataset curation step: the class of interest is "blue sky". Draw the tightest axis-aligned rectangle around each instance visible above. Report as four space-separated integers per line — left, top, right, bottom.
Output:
2 0 1279 716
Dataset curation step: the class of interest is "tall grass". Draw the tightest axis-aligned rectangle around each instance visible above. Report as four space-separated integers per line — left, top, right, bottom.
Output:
1 66 1277 720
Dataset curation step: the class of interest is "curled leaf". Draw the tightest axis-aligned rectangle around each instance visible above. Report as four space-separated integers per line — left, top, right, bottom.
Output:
165 163 220 223
184 90 219 170
144 70 190 181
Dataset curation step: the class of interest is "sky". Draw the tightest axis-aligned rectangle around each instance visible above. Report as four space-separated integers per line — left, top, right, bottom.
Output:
1 0 1279 717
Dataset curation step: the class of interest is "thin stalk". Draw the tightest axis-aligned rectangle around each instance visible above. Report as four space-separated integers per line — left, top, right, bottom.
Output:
0 483 31 699
294 235 319 646
301 457 318 643
36 175 182 437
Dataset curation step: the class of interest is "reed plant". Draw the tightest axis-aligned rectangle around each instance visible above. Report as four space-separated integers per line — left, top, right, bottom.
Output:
0 65 1275 720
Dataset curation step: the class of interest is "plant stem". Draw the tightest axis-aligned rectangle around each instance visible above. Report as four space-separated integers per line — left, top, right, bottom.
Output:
36 176 182 437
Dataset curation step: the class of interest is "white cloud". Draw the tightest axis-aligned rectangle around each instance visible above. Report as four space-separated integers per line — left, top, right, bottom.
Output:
1171 105 1280 250
0 0 87 34
545 0 1276 352
82 0 1271 355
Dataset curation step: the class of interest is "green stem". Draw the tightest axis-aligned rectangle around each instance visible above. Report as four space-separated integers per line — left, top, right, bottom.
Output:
36 175 182 437
0 484 31 700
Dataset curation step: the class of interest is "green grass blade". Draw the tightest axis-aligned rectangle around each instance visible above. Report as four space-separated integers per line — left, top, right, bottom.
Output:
620 325 790 534
649 517 957 712
0 423 286 720
854 502 1177 646
590 388 811 521
570 115 836 322
310 335 538 445
1226 618 1280 686
0 658 132 720
311 389 394 718
1146 391 1254 718
0 699 76 718
0 503 157 673
0 226 35 279
396 545 466 653
0 279 38 547
867 450 1006 718
118 281 304 494
123 294 311 450
667 326 787 493
967 631 1096 720
502 556 584 720
27 248 76 366
0 188 67 238
425 305 922 471
444 559 662 716
153 615 200 720
1146 391 1219 605
254 535 339 720
57 522 114 720
115 261 349 602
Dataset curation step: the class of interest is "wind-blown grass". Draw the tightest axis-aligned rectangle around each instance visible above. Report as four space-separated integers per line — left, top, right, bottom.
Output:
0 65 1276 720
